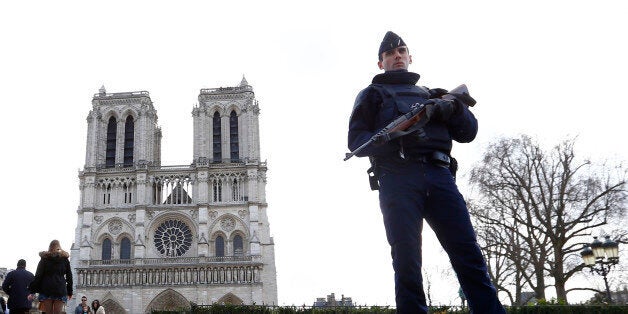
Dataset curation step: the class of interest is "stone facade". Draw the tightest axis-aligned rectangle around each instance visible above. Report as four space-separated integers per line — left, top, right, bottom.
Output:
70 78 277 313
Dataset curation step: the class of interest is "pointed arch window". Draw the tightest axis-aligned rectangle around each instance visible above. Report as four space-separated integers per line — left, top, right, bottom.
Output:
123 183 132 204
215 236 225 257
102 238 112 260
123 116 134 167
120 237 131 260
233 235 243 256
231 178 240 201
213 179 222 203
104 184 112 205
229 111 239 162
106 117 117 168
213 112 222 163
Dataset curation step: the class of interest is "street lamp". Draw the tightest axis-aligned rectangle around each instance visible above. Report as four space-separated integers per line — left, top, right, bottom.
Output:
580 235 620 303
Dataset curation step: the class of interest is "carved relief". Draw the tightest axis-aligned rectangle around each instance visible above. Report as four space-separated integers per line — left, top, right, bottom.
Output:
238 210 247 219
220 217 235 232
209 211 218 220
128 213 136 223
108 220 123 235
94 216 103 224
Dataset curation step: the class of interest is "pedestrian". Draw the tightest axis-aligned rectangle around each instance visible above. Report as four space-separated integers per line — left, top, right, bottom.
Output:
0 297 6 314
91 299 105 314
29 240 73 314
347 31 506 313
75 296 91 314
2 259 35 314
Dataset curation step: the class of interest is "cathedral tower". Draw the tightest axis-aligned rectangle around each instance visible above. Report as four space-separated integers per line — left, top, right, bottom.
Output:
71 80 277 313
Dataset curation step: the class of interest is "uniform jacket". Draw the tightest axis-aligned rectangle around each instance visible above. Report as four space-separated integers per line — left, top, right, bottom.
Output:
29 250 73 298
2 266 35 310
348 70 478 158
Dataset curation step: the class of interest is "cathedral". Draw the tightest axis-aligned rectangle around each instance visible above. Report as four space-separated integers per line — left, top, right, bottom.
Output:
69 78 277 313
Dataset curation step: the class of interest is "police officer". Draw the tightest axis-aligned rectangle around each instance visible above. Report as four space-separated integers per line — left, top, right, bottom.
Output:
347 31 506 313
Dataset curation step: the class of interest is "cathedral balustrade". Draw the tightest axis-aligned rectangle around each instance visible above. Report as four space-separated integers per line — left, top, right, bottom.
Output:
75 263 262 287
80 255 261 267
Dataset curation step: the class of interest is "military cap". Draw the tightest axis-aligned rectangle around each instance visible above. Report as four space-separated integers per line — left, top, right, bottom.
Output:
378 31 407 59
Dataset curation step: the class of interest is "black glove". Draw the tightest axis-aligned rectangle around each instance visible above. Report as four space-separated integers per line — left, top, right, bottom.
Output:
372 130 388 145
425 99 457 122
429 88 449 99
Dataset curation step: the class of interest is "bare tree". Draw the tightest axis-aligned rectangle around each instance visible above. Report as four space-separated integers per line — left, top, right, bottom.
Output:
468 135 626 303
470 200 532 304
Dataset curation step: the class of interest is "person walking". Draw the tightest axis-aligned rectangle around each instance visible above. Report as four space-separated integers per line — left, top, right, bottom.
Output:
347 31 506 313
2 259 35 314
29 240 73 314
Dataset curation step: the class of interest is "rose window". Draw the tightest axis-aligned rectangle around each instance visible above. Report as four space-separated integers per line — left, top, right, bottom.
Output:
154 219 193 257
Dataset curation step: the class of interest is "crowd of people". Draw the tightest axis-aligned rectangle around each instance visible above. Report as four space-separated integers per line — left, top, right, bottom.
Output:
1 240 104 314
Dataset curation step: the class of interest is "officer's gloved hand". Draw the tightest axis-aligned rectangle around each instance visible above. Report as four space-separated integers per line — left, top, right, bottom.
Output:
429 88 449 99
372 130 388 145
425 99 457 122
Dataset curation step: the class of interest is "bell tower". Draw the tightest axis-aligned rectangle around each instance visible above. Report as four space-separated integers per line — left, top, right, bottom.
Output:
84 86 161 170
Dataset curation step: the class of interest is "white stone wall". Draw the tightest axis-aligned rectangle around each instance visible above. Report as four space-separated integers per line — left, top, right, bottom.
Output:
71 83 277 313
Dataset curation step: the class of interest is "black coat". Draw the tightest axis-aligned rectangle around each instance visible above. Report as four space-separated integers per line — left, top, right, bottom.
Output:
29 250 73 298
2 267 35 310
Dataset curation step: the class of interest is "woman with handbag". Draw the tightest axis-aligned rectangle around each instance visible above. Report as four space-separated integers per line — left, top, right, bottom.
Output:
28 240 73 314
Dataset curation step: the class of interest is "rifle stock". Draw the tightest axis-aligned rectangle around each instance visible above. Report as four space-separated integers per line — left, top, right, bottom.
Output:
443 84 475 107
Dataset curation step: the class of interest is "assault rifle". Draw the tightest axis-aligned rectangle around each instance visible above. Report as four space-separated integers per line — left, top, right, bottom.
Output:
344 84 475 161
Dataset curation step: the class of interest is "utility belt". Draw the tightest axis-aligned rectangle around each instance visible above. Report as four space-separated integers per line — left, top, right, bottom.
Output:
367 151 458 190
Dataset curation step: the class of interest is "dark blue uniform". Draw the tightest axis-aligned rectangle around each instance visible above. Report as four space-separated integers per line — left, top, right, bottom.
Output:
348 70 505 313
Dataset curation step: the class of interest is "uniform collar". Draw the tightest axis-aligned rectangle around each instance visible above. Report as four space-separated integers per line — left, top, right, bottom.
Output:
372 70 420 85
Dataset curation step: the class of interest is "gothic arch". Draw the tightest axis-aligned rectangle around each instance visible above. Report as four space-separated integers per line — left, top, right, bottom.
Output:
217 292 244 305
208 214 249 238
208 106 225 117
231 232 246 256
210 230 228 242
226 104 242 116
102 110 121 124
115 232 133 243
120 108 138 122
95 233 114 245
97 176 136 188
94 218 135 242
101 292 126 314
116 233 134 260
100 237 113 260
210 230 227 257
144 289 190 314
208 214 249 256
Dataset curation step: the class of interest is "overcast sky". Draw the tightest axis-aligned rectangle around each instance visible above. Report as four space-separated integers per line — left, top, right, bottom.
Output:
1 0 626 307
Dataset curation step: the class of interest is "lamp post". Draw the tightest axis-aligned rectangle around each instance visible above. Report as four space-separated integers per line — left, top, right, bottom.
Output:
580 235 620 303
